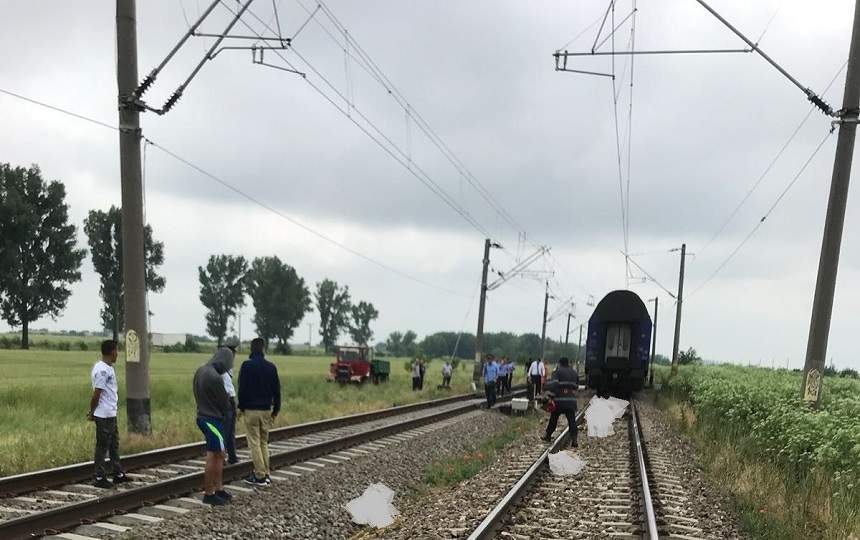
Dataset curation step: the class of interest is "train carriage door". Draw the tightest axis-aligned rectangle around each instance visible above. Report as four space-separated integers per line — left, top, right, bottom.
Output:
605 323 631 361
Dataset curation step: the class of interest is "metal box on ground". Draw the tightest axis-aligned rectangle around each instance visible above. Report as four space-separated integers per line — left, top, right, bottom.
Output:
511 398 529 413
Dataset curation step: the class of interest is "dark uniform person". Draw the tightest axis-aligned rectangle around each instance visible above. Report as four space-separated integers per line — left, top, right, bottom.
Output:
540 356 579 448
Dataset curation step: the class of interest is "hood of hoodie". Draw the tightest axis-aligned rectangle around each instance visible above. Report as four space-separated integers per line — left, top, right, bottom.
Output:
208 347 234 374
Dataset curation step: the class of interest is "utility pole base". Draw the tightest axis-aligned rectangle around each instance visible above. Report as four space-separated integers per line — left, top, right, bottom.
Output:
127 398 151 434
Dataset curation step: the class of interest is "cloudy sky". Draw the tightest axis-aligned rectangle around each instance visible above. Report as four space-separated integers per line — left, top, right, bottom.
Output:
2 0 859 369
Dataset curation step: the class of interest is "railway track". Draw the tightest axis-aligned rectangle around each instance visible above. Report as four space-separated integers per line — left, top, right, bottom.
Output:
467 399 710 540
0 389 523 540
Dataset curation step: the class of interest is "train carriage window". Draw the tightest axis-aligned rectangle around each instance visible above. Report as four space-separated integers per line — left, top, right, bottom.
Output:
605 324 631 359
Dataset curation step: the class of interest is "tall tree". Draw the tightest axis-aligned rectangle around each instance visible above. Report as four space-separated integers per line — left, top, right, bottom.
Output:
247 256 311 353
0 164 86 348
198 254 248 346
349 300 379 346
315 279 351 351
83 206 165 341
402 330 418 357
385 331 404 356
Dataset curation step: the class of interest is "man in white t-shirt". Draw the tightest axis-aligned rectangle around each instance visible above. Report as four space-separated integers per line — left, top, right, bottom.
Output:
222 338 240 464
88 340 130 488
528 357 546 399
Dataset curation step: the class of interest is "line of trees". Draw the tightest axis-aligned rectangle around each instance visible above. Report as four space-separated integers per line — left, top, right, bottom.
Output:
198 256 378 353
380 329 584 363
0 163 170 349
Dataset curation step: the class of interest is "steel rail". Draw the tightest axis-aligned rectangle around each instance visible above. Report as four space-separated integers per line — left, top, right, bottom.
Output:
0 388 522 496
466 407 587 540
630 403 659 540
0 395 519 540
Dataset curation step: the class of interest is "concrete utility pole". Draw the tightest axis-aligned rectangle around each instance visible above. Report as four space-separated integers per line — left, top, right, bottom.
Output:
117 0 151 434
539 281 551 360
670 243 686 376
802 0 860 407
564 312 572 346
473 239 493 388
649 297 658 387
576 324 584 373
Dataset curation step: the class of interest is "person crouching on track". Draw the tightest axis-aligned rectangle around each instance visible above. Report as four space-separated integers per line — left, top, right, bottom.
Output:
193 346 235 505
88 339 131 488
239 338 281 487
482 354 499 408
540 356 579 448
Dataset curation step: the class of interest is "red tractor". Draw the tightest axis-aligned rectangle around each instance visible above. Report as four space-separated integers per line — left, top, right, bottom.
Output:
327 345 390 384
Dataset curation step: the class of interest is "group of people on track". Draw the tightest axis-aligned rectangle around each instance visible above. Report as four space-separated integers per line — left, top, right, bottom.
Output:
87 342 577 507
481 354 579 448
87 338 281 506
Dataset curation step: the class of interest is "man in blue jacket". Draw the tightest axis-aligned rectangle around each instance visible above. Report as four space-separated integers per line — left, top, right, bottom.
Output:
238 338 281 486
482 354 499 408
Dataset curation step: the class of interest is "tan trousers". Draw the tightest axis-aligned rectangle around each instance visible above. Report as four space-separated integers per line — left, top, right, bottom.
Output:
243 410 272 477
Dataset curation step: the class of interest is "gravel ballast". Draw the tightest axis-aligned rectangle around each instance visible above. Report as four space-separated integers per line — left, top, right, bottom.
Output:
117 409 510 540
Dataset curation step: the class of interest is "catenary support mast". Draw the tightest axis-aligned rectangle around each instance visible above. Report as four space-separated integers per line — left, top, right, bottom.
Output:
117 0 151 433
802 0 860 407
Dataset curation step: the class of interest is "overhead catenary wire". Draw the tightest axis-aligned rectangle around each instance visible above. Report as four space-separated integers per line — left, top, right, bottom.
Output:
699 59 848 254
0 86 471 299
689 127 836 299
288 0 526 239
321 0 526 236
241 2 592 302
222 2 494 239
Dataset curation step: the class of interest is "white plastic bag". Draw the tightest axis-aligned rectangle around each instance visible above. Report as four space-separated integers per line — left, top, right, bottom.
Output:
548 450 586 476
345 483 399 528
584 396 629 437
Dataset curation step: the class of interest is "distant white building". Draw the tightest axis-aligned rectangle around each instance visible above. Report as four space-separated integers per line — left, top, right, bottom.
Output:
150 333 186 347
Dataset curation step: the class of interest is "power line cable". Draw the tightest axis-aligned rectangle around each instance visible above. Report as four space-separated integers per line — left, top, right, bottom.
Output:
0 86 471 299
689 127 835 298
699 59 848 254
305 0 527 236
221 2 493 239
754 3 781 46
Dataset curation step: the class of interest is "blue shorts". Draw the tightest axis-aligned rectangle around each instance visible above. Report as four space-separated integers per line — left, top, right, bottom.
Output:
196 416 225 453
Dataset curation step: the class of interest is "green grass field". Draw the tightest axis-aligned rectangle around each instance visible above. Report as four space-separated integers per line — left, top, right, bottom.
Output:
0 349 482 477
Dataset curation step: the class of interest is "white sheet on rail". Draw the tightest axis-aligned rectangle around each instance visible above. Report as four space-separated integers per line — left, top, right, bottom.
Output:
345 483 399 528
585 396 629 437
549 450 586 476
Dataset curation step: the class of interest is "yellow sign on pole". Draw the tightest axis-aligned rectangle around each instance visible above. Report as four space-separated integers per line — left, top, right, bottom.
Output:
126 329 140 364
803 368 821 403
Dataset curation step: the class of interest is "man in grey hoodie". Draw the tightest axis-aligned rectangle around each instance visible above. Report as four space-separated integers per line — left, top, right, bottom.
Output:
193 347 234 506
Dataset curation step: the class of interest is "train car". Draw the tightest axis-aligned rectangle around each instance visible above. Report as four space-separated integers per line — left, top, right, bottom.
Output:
585 290 652 397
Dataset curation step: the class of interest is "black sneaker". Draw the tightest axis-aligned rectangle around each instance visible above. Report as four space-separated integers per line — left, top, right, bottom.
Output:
227 457 239 465
112 473 132 485
202 493 228 506
540 435 552 443
243 474 268 486
93 477 113 489
570 440 579 448
215 490 232 501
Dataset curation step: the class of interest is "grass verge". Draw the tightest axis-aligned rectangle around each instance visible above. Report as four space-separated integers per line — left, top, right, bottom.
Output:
657 393 855 539
422 416 533 487
0 349 496 476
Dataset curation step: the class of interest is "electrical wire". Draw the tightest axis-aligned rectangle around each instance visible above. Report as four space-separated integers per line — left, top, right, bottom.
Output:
221 2 494 239
699 59 848 255
754 2 781 46
0 86 471 299
294 0 526 236
689 127 835 298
